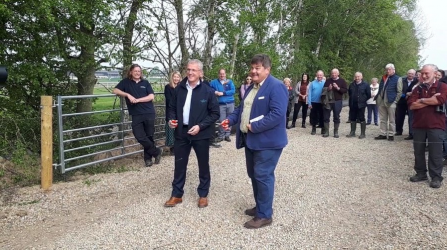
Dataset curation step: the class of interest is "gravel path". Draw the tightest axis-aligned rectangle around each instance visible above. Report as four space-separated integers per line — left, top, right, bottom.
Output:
1 109 447 249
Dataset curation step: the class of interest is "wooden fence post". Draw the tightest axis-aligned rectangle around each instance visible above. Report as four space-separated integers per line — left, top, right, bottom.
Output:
41 96 53 191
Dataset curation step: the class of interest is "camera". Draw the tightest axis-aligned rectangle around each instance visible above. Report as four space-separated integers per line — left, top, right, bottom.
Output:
436 104 446 114
0 66 8 84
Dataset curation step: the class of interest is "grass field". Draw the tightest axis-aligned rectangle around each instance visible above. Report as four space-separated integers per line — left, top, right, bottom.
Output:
93 88 119 111
93 82 166 110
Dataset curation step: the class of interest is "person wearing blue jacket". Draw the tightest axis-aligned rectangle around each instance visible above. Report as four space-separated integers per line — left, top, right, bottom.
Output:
210 69 236 142
308 70 325 135
223 54 288 229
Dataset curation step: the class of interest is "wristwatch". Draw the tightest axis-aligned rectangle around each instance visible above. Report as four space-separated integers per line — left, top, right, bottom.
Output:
419 98 424 103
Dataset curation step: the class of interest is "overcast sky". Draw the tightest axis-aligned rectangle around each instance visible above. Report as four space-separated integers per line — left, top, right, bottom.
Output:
418 0 446 69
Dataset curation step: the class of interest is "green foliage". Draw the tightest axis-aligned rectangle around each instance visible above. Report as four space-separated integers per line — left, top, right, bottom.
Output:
9 141 41 186
205 0 421 84
0 0 423 187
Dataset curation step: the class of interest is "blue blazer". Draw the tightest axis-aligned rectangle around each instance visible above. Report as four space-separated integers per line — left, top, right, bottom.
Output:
227 75 288 150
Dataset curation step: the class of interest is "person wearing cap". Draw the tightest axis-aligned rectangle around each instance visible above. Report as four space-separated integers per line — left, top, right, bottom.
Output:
374 63 403 141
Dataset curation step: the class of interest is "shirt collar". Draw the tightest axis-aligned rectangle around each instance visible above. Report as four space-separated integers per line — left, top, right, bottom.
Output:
254 78 266 89
186 80 200 89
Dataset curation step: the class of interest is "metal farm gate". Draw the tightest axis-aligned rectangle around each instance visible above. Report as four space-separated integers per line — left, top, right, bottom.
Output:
54 93 165 173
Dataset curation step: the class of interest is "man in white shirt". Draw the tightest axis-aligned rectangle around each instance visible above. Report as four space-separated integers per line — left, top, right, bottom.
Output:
164 59 220 208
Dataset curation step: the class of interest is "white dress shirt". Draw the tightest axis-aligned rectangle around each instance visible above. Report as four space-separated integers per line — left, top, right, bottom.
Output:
183 81 199 125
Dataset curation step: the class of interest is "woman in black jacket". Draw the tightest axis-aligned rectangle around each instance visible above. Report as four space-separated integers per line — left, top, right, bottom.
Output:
164 71 181 155
347 72 371 139
283 78 294 129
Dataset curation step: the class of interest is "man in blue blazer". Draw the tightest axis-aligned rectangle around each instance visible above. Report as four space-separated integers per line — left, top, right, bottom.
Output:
222 54 288 229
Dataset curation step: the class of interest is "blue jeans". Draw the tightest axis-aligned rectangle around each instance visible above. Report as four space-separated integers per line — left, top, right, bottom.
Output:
367 104 378 124
244 147 283 219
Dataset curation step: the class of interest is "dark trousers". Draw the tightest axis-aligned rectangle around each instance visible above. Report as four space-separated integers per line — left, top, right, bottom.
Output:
172 126 211 198
292 101 308 124
413 128 444 181
323 100 343 124
348 105 366 122
395 103 408 133
245 146 283 219
131 114 158 161
310 102 323 127
286 107 291 121
408 110 414 136
367 104 378 124
443 118 447 158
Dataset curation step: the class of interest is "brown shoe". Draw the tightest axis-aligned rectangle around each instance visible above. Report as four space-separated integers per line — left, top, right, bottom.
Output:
244 217 273 229
244 207 256 216
198 197 208 208
164 197 182 207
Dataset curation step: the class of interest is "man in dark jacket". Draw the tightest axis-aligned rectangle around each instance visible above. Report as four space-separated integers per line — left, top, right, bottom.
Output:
396 69 418 138
164 59 220 208
347 72 371 139
322 68 348 138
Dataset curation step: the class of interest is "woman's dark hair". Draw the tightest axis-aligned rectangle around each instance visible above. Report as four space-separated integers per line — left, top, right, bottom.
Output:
243 75 252 85
127 64 142 79
439 70 446 78
301 73 310 83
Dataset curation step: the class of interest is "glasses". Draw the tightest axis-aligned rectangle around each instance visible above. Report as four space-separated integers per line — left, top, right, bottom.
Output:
186 68 199 72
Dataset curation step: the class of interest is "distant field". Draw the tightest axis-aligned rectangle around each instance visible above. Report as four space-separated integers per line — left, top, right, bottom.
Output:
92 84 165 111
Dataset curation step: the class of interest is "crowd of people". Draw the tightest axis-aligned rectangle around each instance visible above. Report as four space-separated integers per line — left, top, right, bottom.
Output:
112 58 447 230
282 64 447 189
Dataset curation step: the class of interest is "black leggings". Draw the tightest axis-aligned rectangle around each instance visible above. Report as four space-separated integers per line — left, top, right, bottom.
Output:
292 101 308 124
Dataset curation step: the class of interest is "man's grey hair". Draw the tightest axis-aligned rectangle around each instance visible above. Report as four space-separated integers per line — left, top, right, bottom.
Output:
316 70 324 75
355 72 363 77
407 69 416 74
331 68 339 74
371 77 378 82
385 63 395 69
187 59 203 71
423 64 438 71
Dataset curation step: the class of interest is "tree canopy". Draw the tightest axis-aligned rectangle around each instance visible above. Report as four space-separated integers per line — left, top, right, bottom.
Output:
0 0 423 156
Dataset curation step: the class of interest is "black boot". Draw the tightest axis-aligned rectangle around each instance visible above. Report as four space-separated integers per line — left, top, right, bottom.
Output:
334 123 339 138
322 123 329 137
286 118 291 129
359 122 366 139
301 119 306 128
346 121 356 138
311 126 316 135
291 120 296 128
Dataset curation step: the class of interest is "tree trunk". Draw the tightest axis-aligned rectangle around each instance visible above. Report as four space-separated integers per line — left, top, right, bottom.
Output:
75 29 97 114
122 0 144 76
315 11 328 59
229 33 239 79
174 0 189 73
203 0 217 73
